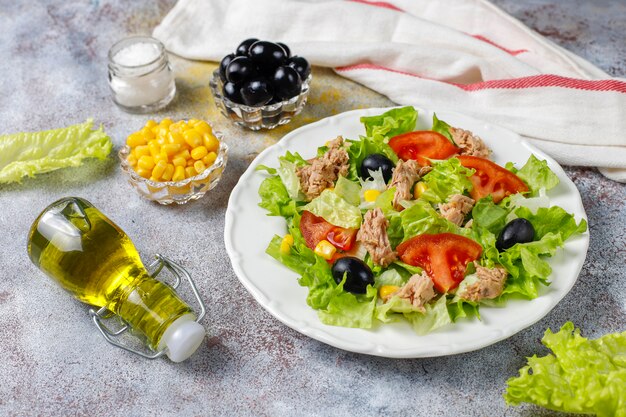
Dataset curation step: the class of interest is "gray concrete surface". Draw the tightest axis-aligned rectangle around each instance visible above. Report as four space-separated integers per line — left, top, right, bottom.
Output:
0 1 624 416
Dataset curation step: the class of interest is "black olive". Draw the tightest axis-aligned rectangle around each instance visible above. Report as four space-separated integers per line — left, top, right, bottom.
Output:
331 257 374 294
360 154 395 183
235 38 259 56
225 56 257 84
219 53 235 81
277 42 291 58
223 82 242 104
248 41 287 68
286 56 311 80
496 218 535 251
240 77 274 106
272 66 302 100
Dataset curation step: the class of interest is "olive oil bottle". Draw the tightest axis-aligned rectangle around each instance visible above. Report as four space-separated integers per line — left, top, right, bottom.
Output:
27 197 205 362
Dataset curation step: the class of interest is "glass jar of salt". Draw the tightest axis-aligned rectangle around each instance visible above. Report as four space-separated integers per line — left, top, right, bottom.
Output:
108 36 176 113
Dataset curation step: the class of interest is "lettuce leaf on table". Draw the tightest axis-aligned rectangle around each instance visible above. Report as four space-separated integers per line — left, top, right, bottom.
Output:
0 119 112 184
505 322 626 417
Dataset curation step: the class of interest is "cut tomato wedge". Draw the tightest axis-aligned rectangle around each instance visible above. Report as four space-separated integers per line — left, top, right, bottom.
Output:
389 131 459 166
396 233 483 293
300 210 357 252
457 155 529 203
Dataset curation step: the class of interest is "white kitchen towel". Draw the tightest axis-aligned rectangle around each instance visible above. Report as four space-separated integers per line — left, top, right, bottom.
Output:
153 0 626 182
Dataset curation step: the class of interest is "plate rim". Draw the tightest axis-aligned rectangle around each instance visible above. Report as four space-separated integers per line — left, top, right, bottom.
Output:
224 106 589 358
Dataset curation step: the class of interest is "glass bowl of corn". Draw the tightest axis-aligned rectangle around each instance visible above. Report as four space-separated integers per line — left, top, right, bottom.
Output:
119 118 228 205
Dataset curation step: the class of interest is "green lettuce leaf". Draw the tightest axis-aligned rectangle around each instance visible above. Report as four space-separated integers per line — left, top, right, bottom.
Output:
303 189 362 229
277 159 305 201
507 155 560 196
404 296 452 335
431 113 455 144
258 176 297 217
334 176 361 206
515 205 587 241
318 283 377 328
505 322 626 417
0 119 112 184
360 106 417 140
420 158 474 204
400 199 459 240
471 196 510 234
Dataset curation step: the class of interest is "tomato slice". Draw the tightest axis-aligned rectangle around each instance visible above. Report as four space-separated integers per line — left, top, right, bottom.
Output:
389 131 459 166
300 210 357 251
327 227 358 251
457 155 529 203
396 233 483 293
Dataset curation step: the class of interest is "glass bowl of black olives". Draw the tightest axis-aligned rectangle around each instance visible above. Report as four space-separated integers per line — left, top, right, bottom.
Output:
209 38 312 130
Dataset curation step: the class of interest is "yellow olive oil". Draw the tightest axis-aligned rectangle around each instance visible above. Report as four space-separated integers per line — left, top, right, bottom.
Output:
28 197 193 350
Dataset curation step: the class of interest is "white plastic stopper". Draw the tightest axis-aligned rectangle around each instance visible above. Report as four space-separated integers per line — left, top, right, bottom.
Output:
158 314 206 362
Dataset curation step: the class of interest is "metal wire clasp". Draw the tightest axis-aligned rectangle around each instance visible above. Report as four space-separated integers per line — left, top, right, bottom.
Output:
87 254 206 359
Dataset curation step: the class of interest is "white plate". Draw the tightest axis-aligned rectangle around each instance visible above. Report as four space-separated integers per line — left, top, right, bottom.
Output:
224 107 589 358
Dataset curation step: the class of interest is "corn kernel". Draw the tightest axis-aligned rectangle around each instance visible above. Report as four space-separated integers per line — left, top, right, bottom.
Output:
136 168 152 179
137 155 155 170
162 164 175 181
280 234 294 254
172 165 185 181
172 156 187 167
414 182 428 199
156 126 169 140
188 118 200 126
203 133 220 152
185 166 197 178
191 146 208 160
134 145 150 158
183 129 203 148
145 120 158 129
379 285 399 302
187 159 195 167
195 121 212 135
194 160 206 174
126 132 146 147
160 118 173 128
126 154 137 167
202 152 217 166
162 143 181 156
148 141 160 158
140 127 155 140
154 151 168 164
175 149 191 161
152 160 167 179
363 189 381 203
169 131 185 146
314 240 337 260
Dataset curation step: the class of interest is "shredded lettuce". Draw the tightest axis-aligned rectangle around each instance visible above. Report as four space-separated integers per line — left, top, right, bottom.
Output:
505 322 626 417
303 189 362 229
0 119 112 184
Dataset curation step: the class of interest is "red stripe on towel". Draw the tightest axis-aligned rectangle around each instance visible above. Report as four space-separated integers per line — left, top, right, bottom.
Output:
336 64 626 93
471 35 528 55
347 0 404 12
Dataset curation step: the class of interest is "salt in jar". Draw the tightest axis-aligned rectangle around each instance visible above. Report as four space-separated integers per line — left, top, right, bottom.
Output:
108 36 176 113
